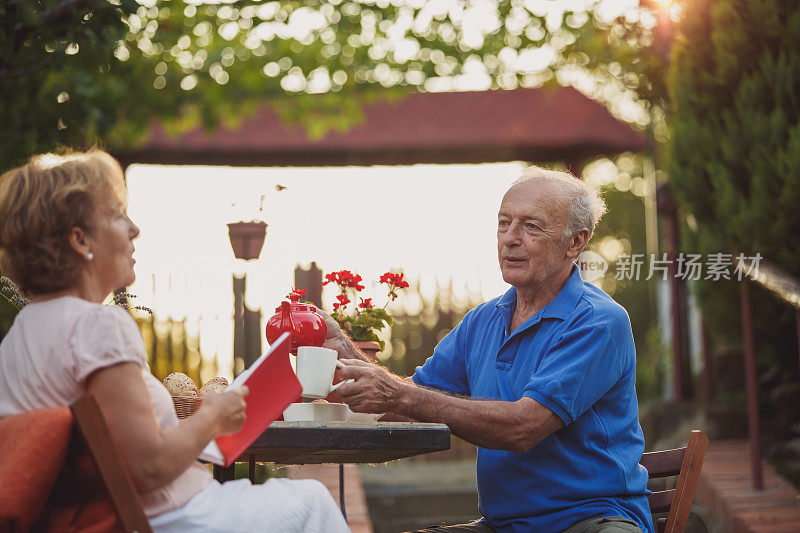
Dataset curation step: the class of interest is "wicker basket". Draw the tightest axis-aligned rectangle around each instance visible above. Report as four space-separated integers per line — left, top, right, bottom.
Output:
172 396 202 419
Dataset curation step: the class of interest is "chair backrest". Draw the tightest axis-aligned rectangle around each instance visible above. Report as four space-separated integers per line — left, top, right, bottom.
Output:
71 395 153 533
640 430 708 533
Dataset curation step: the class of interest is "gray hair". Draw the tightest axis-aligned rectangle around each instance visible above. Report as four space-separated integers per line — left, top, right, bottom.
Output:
511 165 607 243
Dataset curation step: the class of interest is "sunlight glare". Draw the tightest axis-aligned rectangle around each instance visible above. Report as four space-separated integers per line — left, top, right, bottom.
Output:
125 163 524 370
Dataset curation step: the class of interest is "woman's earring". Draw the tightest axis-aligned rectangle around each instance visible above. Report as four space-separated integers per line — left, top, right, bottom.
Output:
86 252 94 261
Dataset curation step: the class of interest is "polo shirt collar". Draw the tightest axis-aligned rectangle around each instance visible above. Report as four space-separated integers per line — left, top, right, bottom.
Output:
540 264 585 320
495 286 517 326
495 264 585 322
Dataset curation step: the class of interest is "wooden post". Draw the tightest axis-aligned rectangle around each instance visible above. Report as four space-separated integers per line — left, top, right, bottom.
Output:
740 281 763 490
233 275 246 376
668 251 685 400
700 319 714 406
244 306 262 369
233 275 261 371
657 183 688 400
294 262 324 308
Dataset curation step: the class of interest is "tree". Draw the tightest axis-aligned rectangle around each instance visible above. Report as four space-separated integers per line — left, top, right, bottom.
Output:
0 1 142 169
1 0 669 171
669 0 800 274
668 0 800 416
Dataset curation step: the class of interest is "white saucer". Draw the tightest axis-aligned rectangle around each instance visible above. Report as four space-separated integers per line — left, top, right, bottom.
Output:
345 408 383 423
282 402 383 422
282 402 348 422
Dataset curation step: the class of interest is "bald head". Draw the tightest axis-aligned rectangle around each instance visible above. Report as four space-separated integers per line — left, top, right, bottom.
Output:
509 166 606 243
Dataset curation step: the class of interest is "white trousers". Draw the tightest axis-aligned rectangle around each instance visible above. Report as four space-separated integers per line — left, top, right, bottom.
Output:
150 478 351 533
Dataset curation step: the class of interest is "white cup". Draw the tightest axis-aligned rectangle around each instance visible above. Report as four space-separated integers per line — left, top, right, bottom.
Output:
296 346 351 399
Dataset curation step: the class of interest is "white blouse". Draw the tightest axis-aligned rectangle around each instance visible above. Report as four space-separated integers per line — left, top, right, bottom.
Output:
0 296 212 517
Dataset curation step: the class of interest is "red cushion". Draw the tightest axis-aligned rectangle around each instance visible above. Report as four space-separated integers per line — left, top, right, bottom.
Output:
0 407 122 533
0 407 73 532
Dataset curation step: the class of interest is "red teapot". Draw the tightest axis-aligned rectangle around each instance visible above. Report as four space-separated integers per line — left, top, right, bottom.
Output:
265 292 327 354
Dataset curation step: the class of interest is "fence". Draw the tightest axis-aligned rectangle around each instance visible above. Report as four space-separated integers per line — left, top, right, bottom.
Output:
735 257 800 489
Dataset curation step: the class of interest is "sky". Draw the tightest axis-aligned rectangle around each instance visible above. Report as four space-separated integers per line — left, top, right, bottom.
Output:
125 162 525 373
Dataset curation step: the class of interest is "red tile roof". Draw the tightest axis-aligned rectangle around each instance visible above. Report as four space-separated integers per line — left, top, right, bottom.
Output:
115 87 647 167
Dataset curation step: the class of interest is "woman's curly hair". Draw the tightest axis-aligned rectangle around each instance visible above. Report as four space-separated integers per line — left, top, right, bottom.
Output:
0 149 126 296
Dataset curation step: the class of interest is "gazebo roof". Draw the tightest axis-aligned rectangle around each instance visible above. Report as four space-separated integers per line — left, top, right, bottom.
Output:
114 87 647 167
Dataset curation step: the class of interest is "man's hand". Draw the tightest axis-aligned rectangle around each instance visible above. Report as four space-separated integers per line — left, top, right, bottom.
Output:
313 305 348 353
334 359 563 452
333 359 407 413
313 306 342 340
313 306 371 361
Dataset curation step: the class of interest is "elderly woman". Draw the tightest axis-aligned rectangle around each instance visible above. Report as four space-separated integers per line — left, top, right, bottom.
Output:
0 150 349 533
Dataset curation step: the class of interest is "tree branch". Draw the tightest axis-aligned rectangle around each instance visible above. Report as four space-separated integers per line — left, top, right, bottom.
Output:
0 57 56 79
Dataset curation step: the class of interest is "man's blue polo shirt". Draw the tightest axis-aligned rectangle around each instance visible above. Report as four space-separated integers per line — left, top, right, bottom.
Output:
412 266 653 533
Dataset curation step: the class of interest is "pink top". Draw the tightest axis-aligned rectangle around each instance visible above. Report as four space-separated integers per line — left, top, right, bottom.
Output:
0 296 212 517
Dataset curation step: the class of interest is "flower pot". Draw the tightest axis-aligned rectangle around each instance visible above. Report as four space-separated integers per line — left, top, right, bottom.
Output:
227 221 267 260
355 341 381 363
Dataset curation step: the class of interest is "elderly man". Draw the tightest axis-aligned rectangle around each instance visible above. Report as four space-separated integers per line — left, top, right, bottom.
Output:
325 166 653 533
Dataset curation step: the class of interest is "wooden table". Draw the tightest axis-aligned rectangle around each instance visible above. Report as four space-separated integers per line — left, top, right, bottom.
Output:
212 420 451 521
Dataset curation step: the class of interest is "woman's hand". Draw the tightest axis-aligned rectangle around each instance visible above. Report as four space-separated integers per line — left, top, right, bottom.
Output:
88 363 247 493
199 386 249 436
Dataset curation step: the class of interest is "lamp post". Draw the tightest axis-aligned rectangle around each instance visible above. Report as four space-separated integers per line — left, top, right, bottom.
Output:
228 221 267 374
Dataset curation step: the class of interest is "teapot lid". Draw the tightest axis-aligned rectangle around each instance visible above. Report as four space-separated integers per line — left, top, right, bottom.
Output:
274 292 317 313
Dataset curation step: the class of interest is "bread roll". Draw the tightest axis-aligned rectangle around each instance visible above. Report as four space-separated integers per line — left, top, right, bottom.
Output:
163 372 198 397
199 376 229 397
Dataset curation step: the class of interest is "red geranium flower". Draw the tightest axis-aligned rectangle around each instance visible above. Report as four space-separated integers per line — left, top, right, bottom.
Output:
379 272 408 288
379 271 409 301
324 270 364 291
288 286 307 298
333 293 351 310
323 268 409 347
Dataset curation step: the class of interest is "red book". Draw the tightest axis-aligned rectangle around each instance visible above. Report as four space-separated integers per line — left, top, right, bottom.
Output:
200 332 301 466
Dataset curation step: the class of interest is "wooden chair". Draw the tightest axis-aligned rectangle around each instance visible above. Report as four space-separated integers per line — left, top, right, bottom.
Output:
640 430 709 533
70 394 153 533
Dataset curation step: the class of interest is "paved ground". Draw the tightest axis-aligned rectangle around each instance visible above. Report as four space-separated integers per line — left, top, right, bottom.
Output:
359 458 477 488
360 459 480 533
695 439 800 533
282 459 480 533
